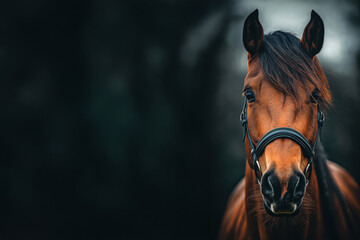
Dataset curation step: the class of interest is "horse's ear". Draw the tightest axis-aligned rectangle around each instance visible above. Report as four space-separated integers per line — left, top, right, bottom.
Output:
243 9 264 56
301 10 324 58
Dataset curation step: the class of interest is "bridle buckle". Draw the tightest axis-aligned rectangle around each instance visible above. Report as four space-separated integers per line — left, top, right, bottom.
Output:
304 162 312 186
254 159 262 185
240 112 246 125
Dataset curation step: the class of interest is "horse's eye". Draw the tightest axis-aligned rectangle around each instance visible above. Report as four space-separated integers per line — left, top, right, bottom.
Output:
310 91 320 103
245 90 256 103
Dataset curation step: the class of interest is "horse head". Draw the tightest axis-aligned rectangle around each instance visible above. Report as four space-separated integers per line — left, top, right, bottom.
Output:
242 9 331 216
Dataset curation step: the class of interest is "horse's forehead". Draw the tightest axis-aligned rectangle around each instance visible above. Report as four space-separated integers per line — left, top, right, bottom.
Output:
244 57 276 96
244 56 308 101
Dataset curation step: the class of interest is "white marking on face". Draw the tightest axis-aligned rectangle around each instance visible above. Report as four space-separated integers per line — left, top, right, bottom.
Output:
270 203 275 213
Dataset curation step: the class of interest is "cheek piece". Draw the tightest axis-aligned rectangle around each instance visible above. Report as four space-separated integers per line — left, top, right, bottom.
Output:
240 97 324 185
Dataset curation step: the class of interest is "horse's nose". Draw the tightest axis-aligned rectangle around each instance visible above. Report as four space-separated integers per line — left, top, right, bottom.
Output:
261 169 280 202
287 170 306 202
261 169 306 215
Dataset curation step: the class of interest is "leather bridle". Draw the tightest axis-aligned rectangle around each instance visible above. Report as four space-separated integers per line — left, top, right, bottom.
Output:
240 98 325 185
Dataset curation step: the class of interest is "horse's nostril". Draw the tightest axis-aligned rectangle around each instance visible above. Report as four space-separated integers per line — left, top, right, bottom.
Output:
290 171 306 200
263 177 274 198
261 170 306 216
293 176 302 197
261 170 280 200
261 170 306 204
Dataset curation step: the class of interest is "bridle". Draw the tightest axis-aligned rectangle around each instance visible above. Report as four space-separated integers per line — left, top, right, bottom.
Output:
240 97 325 185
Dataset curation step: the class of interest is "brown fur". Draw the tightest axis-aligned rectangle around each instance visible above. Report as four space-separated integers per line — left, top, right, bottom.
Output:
219 31 360 240
219 161 360 240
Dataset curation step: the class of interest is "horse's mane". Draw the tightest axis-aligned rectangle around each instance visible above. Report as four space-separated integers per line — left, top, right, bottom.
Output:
314 142 353 240
257 31 332 109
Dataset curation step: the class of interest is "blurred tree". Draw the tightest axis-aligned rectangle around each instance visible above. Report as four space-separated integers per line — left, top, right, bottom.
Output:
0 0 231 239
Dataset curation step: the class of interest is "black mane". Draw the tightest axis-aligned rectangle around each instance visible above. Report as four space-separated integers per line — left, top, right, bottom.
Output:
314 142 353 240
257 31 332 108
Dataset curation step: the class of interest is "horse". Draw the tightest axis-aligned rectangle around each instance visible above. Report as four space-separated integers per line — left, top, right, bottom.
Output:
219 10 360 240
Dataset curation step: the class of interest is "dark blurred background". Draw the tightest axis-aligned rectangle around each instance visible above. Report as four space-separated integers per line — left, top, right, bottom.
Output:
1 0 359 239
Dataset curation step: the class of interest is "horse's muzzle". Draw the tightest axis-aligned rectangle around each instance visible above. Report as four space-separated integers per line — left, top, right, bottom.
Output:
260 169 306 217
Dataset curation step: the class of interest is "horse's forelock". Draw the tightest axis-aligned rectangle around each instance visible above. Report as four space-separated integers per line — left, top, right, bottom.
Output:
257 31 332 110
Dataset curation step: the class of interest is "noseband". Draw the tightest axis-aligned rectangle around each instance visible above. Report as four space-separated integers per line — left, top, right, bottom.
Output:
240 98 324 184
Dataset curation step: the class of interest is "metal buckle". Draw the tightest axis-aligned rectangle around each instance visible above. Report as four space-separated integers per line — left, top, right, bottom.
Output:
254 159 262 185
304 163 311 186
240 112 246 125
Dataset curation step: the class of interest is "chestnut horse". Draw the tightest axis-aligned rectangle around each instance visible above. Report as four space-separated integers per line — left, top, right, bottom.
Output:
219 10 360 240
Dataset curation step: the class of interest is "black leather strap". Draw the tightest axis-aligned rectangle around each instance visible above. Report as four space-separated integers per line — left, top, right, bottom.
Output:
240 97 324 184
255 128 313 157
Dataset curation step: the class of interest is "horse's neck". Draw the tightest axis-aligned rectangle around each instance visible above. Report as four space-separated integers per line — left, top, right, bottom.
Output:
244 163 324 240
